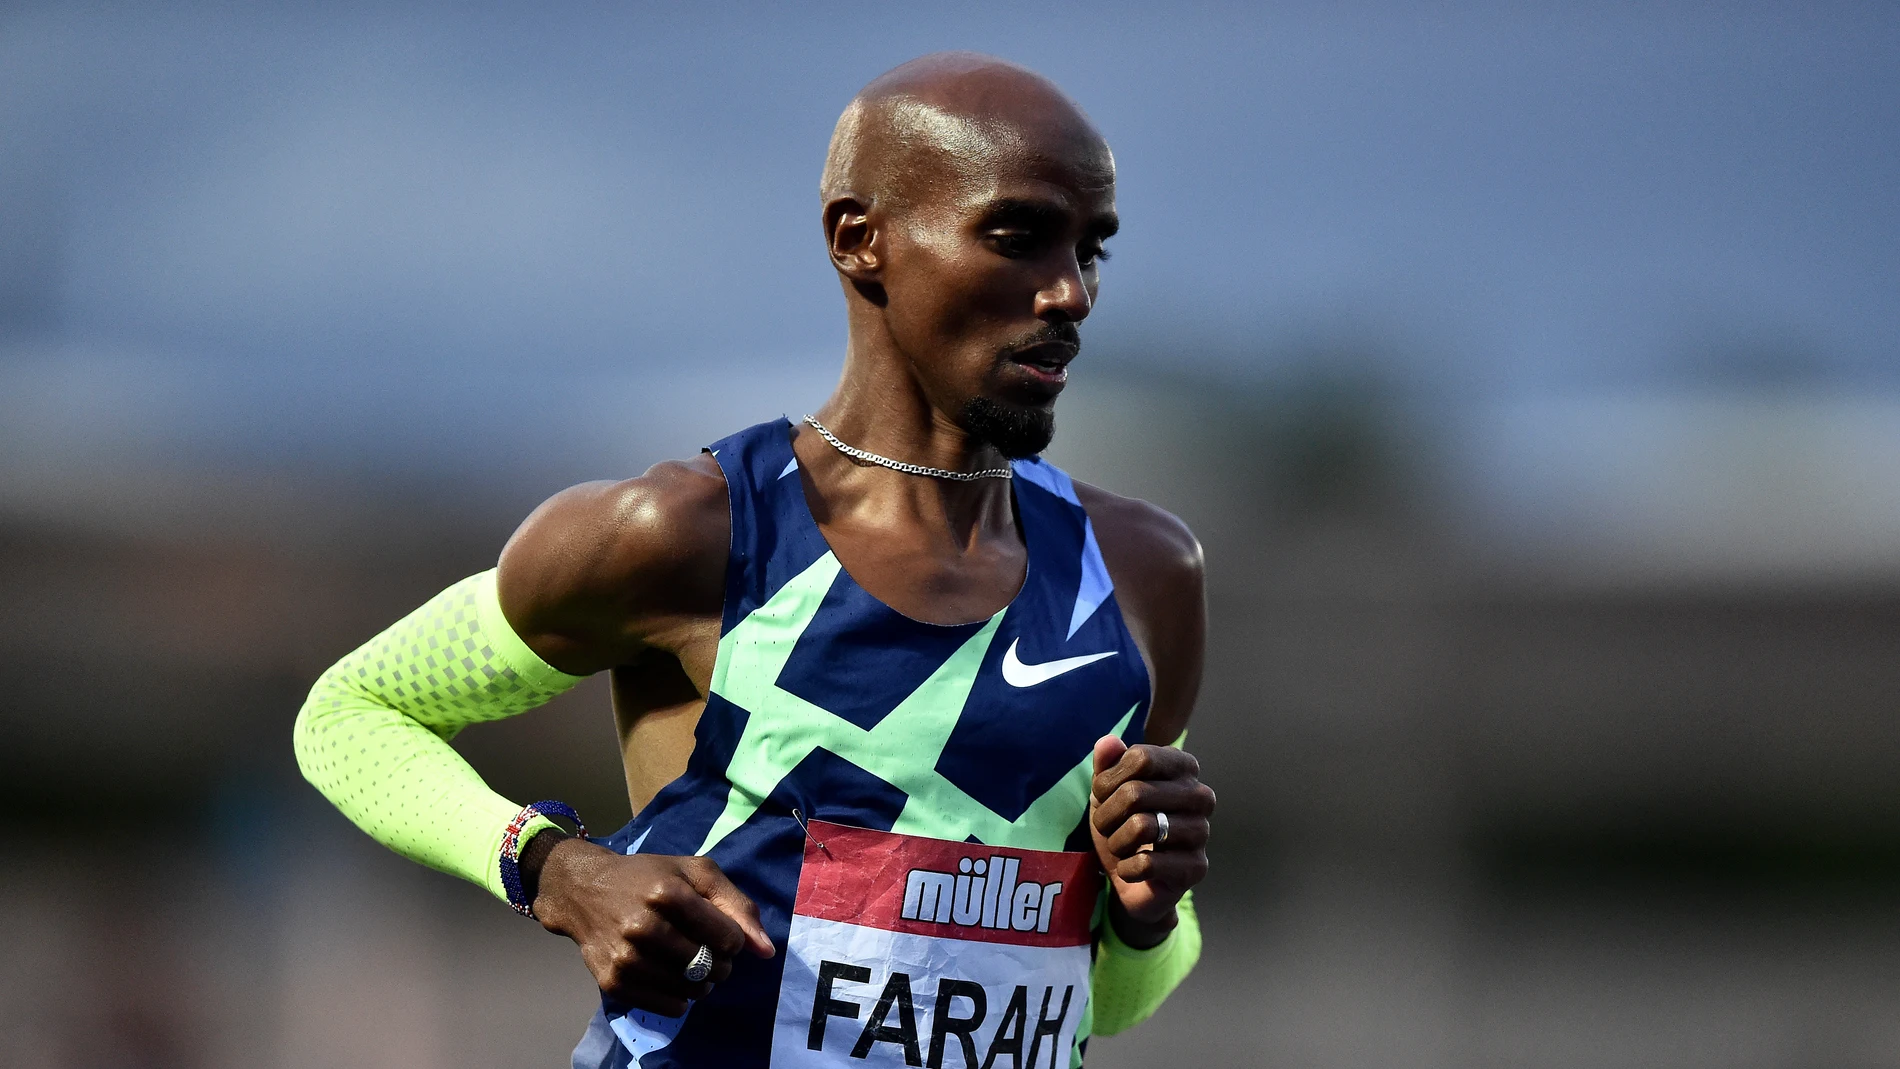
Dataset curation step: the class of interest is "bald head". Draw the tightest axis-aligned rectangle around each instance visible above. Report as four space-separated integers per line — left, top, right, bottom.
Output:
821 53 1113 209
816 55 1119 460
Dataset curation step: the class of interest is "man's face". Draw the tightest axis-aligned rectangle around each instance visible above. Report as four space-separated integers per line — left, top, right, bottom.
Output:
875 130 1118 457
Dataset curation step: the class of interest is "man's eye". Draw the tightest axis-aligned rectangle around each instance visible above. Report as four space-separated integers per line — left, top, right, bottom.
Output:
990 231 1039 257
1081 244 1111 267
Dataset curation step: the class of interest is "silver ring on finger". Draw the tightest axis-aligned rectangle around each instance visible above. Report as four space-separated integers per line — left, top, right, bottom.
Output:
1154 811 1171 846
684 944 713 983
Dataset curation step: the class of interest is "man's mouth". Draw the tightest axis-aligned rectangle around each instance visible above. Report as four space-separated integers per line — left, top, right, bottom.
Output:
1006 341 1077 387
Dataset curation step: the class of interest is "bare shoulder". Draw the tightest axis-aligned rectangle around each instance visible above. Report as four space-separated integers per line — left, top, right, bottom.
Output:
497 453 729 674
1072 481 1206 744
1072 482 1205 603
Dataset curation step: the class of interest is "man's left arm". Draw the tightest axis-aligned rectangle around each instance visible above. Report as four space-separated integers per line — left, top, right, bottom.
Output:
1077 486 1214 1035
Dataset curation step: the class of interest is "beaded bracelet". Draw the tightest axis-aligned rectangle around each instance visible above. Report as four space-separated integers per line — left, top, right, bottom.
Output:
498 800 586 918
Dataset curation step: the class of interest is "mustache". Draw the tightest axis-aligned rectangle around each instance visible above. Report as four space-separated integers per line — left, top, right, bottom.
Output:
999 322 1081 358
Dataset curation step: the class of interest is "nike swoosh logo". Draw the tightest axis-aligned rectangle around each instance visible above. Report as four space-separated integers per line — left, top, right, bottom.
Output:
1000 638 1117 688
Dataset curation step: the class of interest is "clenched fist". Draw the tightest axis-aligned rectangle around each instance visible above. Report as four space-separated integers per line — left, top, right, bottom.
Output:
528 837 776 1016
1088 735 1215 948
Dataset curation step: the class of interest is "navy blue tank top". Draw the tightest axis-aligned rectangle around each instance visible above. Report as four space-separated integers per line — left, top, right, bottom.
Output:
573 418 1150 1068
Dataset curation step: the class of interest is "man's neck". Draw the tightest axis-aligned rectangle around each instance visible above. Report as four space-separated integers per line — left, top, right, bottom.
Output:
799 386 1017 551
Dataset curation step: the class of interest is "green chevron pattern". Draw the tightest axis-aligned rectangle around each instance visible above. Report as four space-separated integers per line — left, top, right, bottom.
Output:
695 552 1136 856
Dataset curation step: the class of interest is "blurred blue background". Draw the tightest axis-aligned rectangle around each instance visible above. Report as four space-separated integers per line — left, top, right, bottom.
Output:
3 3 1899 1066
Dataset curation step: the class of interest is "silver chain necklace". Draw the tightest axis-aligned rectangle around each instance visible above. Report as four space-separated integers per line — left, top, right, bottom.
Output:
802 415 1013 481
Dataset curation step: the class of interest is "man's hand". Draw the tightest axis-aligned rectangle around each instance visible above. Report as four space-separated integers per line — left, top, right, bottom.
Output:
528 837 776 1016
1089 735 1215 948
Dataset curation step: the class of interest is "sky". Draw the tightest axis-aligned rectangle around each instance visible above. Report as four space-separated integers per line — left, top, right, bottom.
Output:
2 1 1897 570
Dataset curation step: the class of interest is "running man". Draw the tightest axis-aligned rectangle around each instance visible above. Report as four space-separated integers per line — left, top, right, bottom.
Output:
295 52 1213 1068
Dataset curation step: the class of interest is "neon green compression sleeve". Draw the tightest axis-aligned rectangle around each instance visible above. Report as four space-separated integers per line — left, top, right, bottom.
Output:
1090 891 1202 1036
1087 730 1204 1037
293 569 584 901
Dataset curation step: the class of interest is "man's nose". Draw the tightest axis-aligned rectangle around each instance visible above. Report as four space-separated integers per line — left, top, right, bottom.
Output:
1033 258 1093 323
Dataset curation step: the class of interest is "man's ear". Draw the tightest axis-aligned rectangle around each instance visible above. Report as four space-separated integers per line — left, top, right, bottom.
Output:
823 195 881 280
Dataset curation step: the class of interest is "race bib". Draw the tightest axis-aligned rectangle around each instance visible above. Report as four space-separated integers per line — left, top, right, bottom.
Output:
771 821 1102 1069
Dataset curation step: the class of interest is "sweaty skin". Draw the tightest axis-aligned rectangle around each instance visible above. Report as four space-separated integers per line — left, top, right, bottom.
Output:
504 52 1214 1016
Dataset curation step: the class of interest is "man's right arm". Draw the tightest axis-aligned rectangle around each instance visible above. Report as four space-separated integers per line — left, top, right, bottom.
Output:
293 455 771 1016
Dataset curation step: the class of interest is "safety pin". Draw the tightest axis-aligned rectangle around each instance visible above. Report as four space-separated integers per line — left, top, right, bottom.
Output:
791 808 831 857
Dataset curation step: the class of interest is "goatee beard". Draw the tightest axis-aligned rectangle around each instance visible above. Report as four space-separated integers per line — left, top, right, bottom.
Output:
959 397 1055 459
